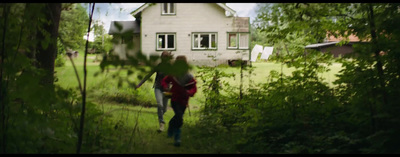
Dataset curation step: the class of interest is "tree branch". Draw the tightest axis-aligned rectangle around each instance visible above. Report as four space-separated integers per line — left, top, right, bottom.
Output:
76 2 95 154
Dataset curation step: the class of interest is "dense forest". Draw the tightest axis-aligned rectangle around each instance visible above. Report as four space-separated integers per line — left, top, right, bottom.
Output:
1 3 400 154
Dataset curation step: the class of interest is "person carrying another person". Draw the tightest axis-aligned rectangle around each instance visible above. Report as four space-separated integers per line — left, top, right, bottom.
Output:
161 55 197 147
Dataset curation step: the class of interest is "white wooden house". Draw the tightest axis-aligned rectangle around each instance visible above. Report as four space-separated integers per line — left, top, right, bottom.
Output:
108 3 250 66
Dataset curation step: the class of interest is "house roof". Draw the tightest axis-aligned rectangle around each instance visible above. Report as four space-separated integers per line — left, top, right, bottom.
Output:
305 42 340 49
108 21 140 35
233 17 250 32
326 34 363 42
216 3 237 16
130 3 237 17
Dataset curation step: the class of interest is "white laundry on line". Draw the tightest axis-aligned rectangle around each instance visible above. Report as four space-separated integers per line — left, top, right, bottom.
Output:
250 44 263 62
260 47 273 60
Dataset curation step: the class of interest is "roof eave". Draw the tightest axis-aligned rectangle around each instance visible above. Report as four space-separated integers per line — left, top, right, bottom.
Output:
216 3 237 17
130 3 149 17
305 42 340 49
130 3 237 17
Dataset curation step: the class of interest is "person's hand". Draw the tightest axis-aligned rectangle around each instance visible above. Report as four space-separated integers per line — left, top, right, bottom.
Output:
163 91 172 98
185 90 191 97
186 90 195 97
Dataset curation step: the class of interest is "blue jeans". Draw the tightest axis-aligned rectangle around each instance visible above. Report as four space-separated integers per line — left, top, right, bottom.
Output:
168 101 187 141
154 88 169 124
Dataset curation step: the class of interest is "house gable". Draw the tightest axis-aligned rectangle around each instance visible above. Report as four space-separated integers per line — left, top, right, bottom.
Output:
125 3 250 66
131 3 237 18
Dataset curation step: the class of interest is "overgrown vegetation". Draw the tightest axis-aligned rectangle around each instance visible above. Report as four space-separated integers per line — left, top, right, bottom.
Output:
0 3 140 153
1 3 399 154
193 3 400 154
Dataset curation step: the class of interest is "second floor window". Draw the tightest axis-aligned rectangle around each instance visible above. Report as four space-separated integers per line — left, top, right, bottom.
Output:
192 33 217 50
157 33 175 51
162 3 175 15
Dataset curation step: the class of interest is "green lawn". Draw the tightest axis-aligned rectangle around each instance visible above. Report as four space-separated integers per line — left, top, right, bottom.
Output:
55 53 343 153
56 53 342 109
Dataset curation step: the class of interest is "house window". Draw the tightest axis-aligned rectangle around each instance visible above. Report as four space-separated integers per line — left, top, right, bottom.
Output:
162 3 175 15
228 33 249 49
157 33 175 50
192 33 217 50
228 34 237 48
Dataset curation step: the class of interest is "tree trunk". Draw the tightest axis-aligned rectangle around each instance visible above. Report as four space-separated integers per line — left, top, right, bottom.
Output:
1 3 10 154
368 4 388 107
35 3 62 87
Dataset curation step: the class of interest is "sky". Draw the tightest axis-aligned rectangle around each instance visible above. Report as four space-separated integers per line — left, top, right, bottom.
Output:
83 3 259 41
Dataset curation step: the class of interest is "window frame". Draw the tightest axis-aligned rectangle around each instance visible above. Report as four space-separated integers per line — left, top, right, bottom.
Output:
156 33 176 51
227 33 237 49
227 32 250 50
191 32 218 51
161 3 176 15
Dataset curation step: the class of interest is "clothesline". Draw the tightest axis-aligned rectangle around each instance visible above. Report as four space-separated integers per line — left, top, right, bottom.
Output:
250 44 274 62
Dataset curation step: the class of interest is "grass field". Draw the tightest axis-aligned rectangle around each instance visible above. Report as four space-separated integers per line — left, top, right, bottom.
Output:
56 53 341 108
55 52 343 153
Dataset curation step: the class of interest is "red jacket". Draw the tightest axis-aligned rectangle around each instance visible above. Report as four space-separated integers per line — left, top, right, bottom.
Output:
161 74 197 107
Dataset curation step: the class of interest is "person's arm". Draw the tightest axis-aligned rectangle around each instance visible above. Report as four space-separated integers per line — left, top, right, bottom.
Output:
136 71 155 89
185 79 197 97
161 76 172 91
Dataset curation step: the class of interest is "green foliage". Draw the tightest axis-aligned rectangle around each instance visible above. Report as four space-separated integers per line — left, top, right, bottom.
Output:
55 53 66 67
2 2 400 154
59 3 89 50
55 38 66 67
90 85 154 108
0 47 77 153
195 49 345 153
90 34 113 55
253 3 353 60
92 20 105 37
194 3 400 154
0 3 135 153
196 65 236 120
333 42 400 153
89 21 114 55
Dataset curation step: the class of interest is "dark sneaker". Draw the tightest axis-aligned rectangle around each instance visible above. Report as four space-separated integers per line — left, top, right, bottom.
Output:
174 128 181 141
167 133 173 138
174 140 181 147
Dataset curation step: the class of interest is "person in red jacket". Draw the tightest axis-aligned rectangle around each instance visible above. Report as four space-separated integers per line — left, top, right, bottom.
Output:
161 55 197 147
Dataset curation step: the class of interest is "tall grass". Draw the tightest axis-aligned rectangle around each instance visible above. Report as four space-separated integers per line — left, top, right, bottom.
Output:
55 53 342 153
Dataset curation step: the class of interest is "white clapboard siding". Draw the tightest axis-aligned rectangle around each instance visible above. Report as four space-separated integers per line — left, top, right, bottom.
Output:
140 3 249 66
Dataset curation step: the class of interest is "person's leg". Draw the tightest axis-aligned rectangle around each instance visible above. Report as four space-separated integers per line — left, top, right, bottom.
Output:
154 88 165 131
162 94 169 115
168 101 178 138
173 102 186 129
167 117 174 138
174 128 181 147
170 101 186 146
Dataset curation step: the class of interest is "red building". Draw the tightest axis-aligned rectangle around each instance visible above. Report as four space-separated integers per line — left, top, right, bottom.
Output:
305 34 367 57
